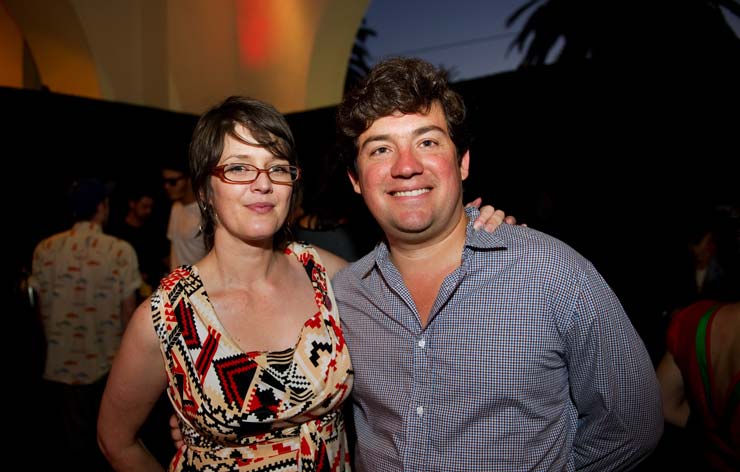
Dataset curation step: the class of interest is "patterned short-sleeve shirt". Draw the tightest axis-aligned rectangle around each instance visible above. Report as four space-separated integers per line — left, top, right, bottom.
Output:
30 221 141 384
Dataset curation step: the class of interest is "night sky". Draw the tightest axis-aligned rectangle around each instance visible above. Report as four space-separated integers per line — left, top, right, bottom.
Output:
365 0 740 81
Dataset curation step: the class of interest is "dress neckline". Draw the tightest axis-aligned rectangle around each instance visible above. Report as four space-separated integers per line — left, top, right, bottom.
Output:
186 244 323 357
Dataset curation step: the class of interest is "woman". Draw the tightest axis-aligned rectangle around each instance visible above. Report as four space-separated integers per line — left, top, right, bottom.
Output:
658 300 740 471
98 96 353 471
98 96 506 471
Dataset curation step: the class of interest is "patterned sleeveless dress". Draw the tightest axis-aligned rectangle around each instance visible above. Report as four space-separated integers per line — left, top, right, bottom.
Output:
151 243 353 471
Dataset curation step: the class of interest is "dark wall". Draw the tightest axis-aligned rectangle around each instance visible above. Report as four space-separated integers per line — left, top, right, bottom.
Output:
6 64 738 356
456 65 739 357
3 87 198 270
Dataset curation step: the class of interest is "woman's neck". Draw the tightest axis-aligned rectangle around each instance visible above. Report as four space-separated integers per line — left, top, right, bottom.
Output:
200 235 284 289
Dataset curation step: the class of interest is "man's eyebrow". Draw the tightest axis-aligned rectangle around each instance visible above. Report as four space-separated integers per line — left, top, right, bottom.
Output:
413 125 446 137
359 125 447 152
359 134 391 153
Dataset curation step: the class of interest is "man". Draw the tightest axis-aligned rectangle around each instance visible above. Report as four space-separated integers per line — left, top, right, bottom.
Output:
162 161 206 268
332 57 663 471
30 178 141 468
108 185 168 297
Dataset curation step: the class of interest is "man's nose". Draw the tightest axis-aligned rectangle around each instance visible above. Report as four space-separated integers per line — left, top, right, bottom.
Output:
390 147 423 178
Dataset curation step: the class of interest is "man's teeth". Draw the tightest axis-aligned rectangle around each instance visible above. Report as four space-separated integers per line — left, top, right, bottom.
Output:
393 188 430 197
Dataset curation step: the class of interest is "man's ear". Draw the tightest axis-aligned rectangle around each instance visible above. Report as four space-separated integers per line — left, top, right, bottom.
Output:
96 198 110 222
348 169 362 195
460 150 470 181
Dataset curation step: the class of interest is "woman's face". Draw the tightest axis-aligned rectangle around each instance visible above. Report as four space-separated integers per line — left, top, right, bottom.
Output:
209 124 294 247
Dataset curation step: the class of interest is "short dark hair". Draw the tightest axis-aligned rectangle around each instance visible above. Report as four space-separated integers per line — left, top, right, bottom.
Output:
69 178 109 221
121 183 155 204
189 96 301 251
336 57 470 175
161 157 190 177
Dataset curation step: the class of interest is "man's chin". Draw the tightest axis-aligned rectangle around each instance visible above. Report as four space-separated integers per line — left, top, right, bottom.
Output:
383 223 434 243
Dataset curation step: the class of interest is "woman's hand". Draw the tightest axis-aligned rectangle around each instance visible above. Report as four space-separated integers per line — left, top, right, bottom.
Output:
169 414 185 449
466 197 520 232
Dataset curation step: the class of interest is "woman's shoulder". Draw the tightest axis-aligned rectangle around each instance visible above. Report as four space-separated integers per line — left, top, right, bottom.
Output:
288 242 347 279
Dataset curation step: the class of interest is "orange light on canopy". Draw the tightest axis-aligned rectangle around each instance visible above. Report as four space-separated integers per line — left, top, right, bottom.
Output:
236 0 270 68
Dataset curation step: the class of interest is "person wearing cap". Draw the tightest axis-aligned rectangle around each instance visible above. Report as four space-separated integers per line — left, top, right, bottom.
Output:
29 178 142 469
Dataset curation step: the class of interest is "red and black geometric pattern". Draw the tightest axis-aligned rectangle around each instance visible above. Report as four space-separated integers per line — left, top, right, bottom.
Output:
214 353 258 410
151 243 353 471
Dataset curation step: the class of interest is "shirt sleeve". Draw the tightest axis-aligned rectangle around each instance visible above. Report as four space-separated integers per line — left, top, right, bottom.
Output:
166 202 176 242
565 264 663 471
28 240 49 292
116 240 143 297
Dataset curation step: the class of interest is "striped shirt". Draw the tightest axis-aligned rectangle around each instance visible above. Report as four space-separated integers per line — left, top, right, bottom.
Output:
333 207 663 471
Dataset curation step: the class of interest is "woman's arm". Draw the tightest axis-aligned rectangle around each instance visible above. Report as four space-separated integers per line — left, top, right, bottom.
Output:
656 351 690 428
466 198 518 231
98 300 169 471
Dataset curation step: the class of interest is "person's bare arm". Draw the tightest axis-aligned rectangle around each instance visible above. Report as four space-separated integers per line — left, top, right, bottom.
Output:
656 351 690 427
98 300 169 471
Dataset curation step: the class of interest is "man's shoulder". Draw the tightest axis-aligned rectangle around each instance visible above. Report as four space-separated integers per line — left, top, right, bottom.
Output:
98 232 138 258
333 247 378 286
481 226 602 294
33 229 72 254
491 224 590 269
169 200 188 215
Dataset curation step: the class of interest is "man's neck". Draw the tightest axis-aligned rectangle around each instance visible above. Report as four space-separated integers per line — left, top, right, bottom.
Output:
180 192 197 205
387 210 469 325
388 209 469 278
125 213 144 228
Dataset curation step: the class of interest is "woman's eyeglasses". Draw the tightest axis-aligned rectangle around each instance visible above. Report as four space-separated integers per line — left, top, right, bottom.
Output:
211 163 301 185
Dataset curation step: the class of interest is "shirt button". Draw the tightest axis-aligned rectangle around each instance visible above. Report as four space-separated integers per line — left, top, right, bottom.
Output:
417 339 426 348
416 406 424 416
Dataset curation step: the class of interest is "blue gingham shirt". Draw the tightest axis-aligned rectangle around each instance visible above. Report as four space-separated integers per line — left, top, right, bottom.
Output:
333 207 663 471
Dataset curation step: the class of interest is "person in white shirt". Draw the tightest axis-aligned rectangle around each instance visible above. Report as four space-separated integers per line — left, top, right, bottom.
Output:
162 163 207 268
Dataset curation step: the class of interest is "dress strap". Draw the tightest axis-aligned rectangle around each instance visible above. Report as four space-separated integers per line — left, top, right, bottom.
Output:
695 304 721 412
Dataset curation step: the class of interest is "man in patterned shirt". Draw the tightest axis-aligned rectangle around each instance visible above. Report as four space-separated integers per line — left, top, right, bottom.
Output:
30 178 141 469
332 57 663 471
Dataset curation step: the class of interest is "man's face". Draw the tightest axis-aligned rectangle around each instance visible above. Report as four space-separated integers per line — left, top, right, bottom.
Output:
130 196 154 220
349 102 469 246
162 169 189 202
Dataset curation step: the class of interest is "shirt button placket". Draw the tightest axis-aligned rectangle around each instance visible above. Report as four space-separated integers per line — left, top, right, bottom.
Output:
407 335 429 470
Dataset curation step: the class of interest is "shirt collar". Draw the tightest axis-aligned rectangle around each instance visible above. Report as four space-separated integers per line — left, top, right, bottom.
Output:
463 206 509 250
71 221 103 234
353 206 509 279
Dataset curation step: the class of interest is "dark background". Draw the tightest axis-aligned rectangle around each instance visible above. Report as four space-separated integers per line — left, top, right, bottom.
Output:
5 63 739 361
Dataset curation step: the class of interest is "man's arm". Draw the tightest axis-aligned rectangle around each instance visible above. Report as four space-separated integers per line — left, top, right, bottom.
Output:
566 265 663 471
